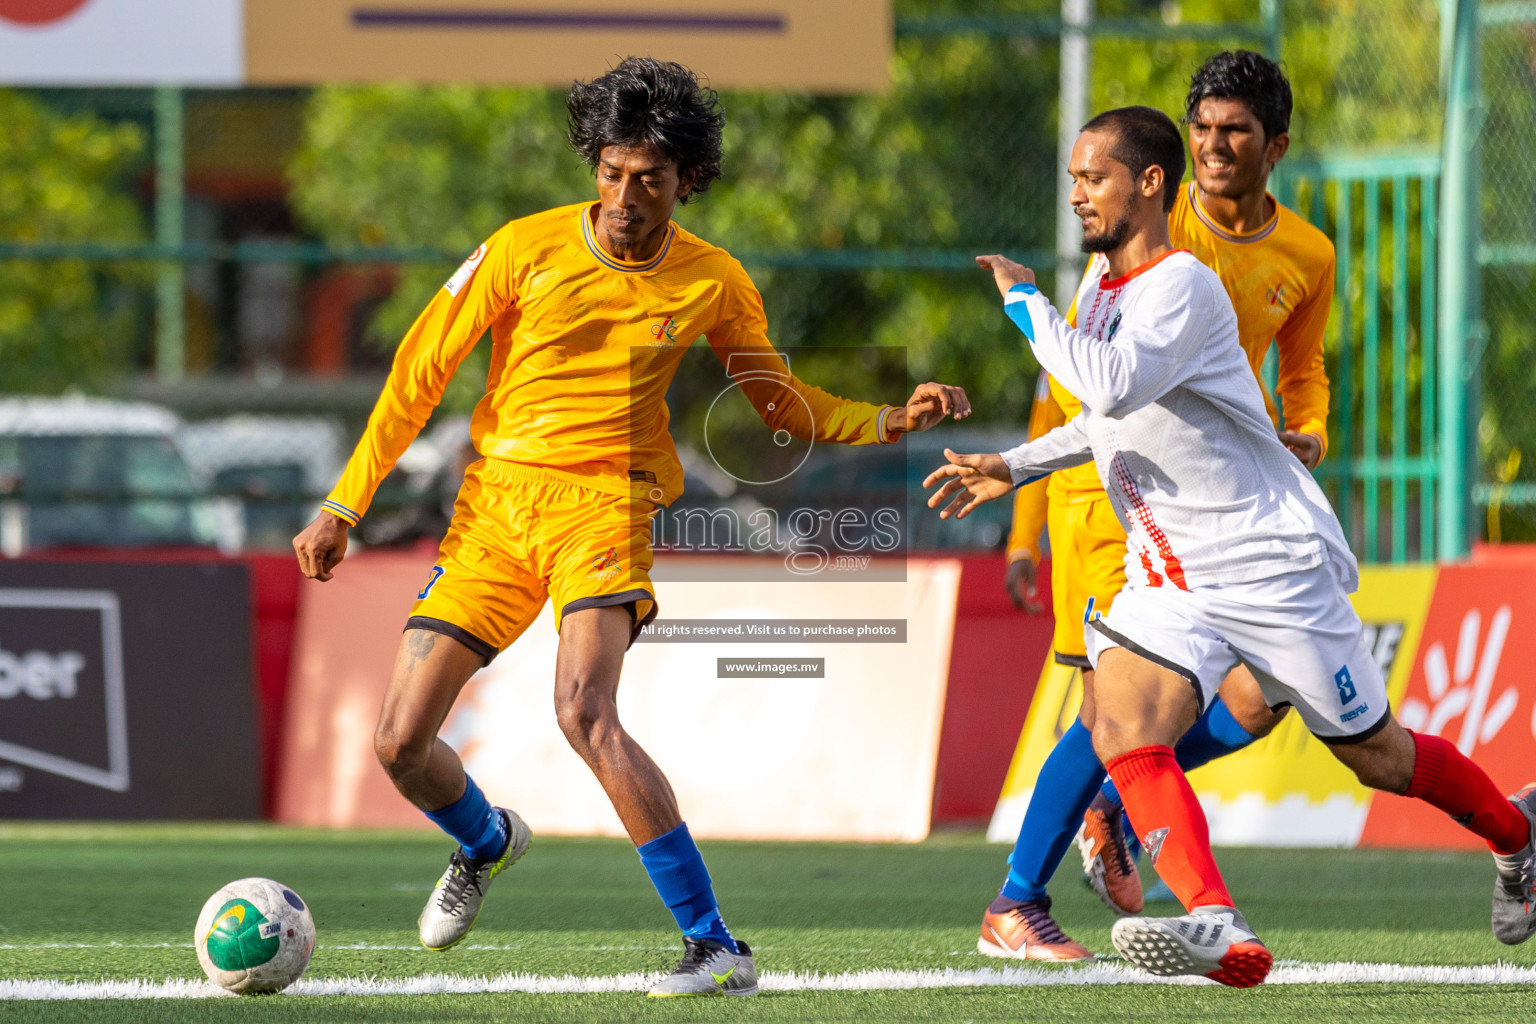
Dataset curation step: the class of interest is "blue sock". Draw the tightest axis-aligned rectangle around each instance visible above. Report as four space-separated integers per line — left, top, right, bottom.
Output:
1002 718 1105 902
637 823 739 953
1099 696 1258 808
424 775 507 862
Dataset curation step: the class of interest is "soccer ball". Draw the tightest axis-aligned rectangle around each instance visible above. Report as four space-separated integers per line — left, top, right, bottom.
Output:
194 877 315 994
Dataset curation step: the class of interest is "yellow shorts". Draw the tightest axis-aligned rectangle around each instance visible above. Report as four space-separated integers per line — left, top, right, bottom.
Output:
1048 493 1128 666
407 459 658 662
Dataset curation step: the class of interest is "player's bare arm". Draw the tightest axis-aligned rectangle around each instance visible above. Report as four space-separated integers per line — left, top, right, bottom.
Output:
923 449 1013 519
293 511 350 582
892 381 972 433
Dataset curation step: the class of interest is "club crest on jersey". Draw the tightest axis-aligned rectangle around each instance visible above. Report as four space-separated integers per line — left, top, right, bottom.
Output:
648 317 680 346
443 244 487 297
588 547 621 580
1266 284 1290 313
1105 309 1123 341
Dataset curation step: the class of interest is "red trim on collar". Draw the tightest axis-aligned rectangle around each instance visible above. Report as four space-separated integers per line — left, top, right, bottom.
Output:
1099 248 1188 290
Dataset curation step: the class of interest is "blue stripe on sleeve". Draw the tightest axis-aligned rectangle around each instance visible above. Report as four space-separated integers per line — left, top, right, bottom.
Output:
1003 283 1038 342
321 499 360 525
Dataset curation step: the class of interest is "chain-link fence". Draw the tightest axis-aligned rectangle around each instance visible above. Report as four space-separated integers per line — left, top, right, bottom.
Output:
1477 5 1536 542
0 2 1275 556
1269 0 1444 562
6 0 1521 562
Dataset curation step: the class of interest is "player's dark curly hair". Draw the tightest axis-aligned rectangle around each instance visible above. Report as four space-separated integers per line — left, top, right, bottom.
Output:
1081 105 1186 212
566 57 725 203
1184 50 1293 141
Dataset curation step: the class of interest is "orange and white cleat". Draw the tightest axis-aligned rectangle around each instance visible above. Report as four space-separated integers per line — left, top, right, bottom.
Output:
1077 792 1144 915
978 897 1094 962
1111 905 1272 988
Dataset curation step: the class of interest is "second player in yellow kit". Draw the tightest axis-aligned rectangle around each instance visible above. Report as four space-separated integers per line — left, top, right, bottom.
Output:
293 58 968 996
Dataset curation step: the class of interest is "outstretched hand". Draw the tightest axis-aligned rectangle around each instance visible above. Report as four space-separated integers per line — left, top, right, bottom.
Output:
922 448 1014 520
891 381 971 434
975 254 1036 298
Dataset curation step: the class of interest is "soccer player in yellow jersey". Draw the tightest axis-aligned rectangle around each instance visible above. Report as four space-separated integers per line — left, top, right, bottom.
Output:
981 51 1336 960
291 57 968 996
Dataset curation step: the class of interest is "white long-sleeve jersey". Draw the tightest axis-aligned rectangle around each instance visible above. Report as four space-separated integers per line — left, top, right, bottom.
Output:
999 250 1357 592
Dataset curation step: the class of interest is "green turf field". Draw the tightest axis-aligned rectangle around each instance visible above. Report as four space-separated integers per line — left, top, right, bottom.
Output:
0 822 1531 1022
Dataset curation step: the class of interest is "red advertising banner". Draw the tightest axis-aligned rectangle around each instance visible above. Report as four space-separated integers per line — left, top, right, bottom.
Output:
1359 565 1536 848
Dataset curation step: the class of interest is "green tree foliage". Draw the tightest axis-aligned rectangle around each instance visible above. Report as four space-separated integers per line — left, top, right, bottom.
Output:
288 33 1058 421
0 90 146 392
289 86 590 412
286 0 1460 456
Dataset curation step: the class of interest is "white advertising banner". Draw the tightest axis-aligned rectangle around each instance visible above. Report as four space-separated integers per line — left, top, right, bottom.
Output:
278 554 960 842
0 0 242 86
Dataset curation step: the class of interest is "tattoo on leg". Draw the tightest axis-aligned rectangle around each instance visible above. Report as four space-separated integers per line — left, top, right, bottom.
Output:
404 630 437 675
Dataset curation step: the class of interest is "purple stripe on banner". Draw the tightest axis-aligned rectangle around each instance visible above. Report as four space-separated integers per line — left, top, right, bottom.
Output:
352 8 787 33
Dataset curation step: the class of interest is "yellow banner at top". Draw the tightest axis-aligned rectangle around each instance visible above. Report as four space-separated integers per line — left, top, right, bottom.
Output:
246 0 892 92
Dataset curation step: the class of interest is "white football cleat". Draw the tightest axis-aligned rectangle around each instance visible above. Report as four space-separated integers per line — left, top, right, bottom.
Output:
648 937 759 997
1111 905 1272 988
418 808 531 951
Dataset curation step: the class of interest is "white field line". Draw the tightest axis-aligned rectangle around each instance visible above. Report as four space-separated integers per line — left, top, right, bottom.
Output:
4 961 1536 999
0 942 691 952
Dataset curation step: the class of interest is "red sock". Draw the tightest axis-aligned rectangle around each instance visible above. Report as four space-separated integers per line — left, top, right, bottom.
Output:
1105 745 1233 910
1405 731 1529 855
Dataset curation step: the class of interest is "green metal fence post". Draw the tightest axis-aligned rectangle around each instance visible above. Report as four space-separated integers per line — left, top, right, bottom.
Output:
1438 0 1481 559
1420 173 1438 560
1260 0 1282 60
154 85 185 383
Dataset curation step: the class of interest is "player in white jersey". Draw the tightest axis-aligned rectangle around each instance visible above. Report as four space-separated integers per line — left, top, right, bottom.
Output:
925 105 1536 987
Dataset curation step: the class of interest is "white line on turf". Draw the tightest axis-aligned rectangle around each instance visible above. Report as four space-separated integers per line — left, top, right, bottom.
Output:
6 961 1536 999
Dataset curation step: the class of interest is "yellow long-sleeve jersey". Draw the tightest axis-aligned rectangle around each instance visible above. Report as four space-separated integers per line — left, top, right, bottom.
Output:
1171 181 1336 452
322 202 896 525
1006 184 1336 560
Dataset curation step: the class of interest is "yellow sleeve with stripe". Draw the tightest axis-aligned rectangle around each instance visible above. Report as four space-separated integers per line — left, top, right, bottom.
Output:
1273 250 1335 459
1007 371 1066 564
706 260 896 446
322 227 516 525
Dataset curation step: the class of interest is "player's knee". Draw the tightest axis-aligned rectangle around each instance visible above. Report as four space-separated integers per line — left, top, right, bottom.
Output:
373 724 428 779
554 684 617 751
1090 719 1134 765
1241 702 1289 740
1350 755 1412 794
1338 740 1413 793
